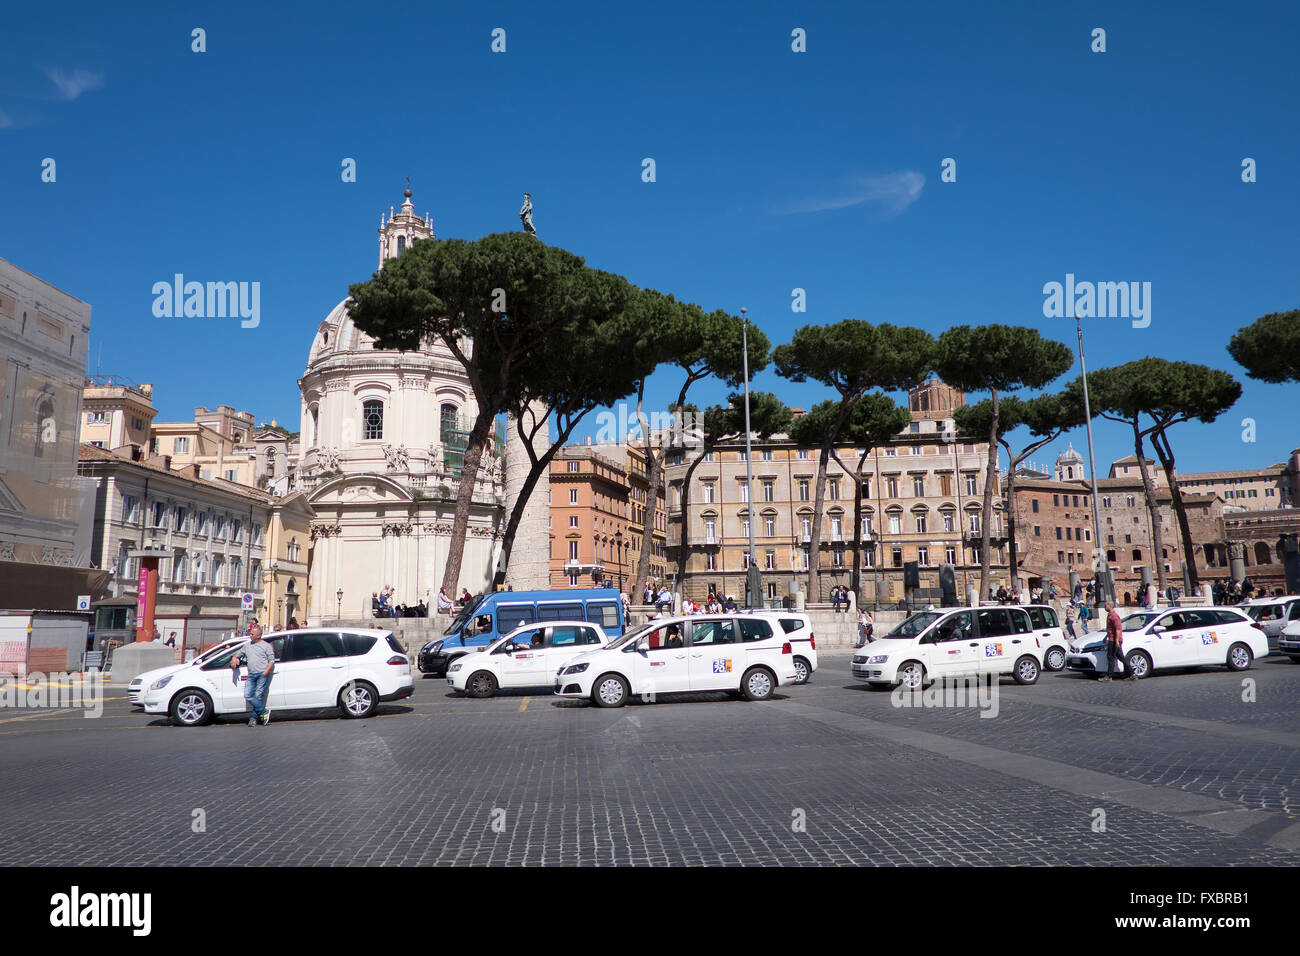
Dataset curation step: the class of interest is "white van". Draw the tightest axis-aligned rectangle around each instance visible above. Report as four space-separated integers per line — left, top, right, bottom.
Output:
448 620 609 697
851 606 1047 689
553 613 799 707
752 610 818 683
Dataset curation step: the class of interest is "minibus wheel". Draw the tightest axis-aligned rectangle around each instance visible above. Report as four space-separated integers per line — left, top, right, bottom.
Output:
1013 655 1040 685
466 671 498 699
592 673 629 708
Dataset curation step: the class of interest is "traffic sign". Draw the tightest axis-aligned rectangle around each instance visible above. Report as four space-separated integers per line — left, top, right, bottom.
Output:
75 595 91 611
241 592 255 610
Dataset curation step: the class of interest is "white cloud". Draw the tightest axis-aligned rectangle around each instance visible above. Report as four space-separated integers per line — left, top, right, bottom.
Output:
776 170 926 218
45 68 104 101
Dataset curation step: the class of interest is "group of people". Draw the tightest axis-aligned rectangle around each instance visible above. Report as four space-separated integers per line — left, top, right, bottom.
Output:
1213 578 1259 605
372 585 428 619
677 593 739 616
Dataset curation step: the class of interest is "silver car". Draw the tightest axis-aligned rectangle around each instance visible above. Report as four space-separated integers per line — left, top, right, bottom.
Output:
1239 597 1300 652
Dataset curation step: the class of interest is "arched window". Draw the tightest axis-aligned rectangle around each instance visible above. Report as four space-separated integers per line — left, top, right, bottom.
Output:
440 403 458 441
397 235 406 255
363 400 384 440
1255 542 1272 566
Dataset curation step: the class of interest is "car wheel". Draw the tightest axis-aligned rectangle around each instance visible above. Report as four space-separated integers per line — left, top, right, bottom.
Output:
339 681 378 718
1013 655 1040 685
1226 642 1253 671
792 657 811 684
170 689 213 727
1044 647 1066 671
592 673 628 708
741 667 776 701
1124 650 1152 680
895 660 926 691
466 671 498 699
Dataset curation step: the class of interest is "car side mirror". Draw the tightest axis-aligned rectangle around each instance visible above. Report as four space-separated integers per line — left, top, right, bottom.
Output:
1151 625 1165 634
637 640 649 655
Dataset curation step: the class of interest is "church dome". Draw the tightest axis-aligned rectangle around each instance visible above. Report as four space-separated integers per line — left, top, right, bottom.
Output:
1056 443 1084 467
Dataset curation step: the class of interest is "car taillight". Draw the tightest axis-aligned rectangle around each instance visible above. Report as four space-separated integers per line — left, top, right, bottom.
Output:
1251 622 1265 631
782 642 792 655
809 634 816 650
387 655 409 665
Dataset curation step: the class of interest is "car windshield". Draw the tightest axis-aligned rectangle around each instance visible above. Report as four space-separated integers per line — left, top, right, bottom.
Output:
1123 612 1160 632
604 621 658 650
444 594 485 636
193 640 240 664
883 611 942 639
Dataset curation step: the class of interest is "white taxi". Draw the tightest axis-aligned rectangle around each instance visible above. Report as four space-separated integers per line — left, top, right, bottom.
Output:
851 606 1046 689
448 620 609 697
128 636 243 706
1065 606 1266 679
552 613 799 707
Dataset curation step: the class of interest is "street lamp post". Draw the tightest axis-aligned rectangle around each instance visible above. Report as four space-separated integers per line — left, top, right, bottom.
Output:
1073 314 1110 607
614 530 623 593
740 308 760 608
336 587 343 621
276 597 283 630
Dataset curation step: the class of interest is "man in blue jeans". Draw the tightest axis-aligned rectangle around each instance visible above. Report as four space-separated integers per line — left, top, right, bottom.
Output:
232 622 275 726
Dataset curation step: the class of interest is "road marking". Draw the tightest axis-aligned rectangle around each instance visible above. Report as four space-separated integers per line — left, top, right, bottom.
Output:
519 696 530 712
0 708 79 724
776 699 1300 853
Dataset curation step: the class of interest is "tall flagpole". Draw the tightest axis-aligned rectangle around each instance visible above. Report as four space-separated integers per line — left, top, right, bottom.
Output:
741 308 758 606
1075 313 1109 606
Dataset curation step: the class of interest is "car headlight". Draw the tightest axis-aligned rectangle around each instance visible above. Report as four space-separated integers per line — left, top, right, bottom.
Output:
868 655 889 664
150 675 173 690
563 663 589 675
448 661 462 672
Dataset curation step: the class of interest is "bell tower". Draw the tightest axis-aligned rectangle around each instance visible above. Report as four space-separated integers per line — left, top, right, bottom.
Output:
378 180 434 267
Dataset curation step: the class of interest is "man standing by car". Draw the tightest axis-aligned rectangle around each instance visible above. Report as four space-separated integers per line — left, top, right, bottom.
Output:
232 622 275 725
1099 600 1129 682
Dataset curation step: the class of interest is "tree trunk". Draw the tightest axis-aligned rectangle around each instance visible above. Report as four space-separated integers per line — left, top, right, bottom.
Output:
1131 424 1170 596
438 415 494 597
631 389 661 598
490 417 575 590
977 388 1000 598
674 444 711 590
1003 440 1018 591
805 439 833 599
1150 427 1199 592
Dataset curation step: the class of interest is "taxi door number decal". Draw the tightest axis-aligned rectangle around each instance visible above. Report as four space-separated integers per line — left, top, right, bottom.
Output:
712 659 733 674
1201 631 1218 645
984 643 1003 657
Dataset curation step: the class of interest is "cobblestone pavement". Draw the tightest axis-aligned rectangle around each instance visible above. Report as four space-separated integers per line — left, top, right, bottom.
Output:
0 651 1297 866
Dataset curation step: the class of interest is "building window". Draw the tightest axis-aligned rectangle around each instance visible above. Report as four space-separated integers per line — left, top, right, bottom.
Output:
798 479 809 501
968 514 980 533
863 548 875 568
912 476 925 497
765 550 776 570
1126 495 1136 507
945 546 956 565
568 573 580 586
1052 494 1059 506
705 518 716 543
568 460 580 472
87 411 107 424
886 477 899 498
703 483 715 503
569 515 578 528
174 436 190 454
568 541 579 561
891 547 903 567
888 514 901 534
828 479 839 500
363 400 384 440
801 516 811 539
761 450 772 461
569 489 578 504
762 480 774 502
918 547 929 566
1056 527 1062 540
152 502 168 528
705 552 716 571
832 547 844 567
1031 499 1039 513
964 475 977 495
884 448 896 457
797 450 809 460
764 516 775 537
738 483 749 503
862 515 874 535
915 515 927 534
1033 525 1041 536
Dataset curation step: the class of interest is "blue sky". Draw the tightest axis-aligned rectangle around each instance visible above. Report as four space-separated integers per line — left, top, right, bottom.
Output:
3 0 1296 474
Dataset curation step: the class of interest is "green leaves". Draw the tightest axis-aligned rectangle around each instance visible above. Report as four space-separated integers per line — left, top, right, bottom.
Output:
1227 309 1300 384
935 325 1074 394
1079 358 1241 426
774 320 935 395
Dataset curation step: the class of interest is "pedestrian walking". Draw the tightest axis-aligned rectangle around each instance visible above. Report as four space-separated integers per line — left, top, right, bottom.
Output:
1099 600 1130 682
1064 602 1078 641
1078 602 1090 633
857 609 874 648
232 622 275 726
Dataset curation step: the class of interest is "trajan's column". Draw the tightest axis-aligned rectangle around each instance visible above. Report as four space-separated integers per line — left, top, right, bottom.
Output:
503 401 550 589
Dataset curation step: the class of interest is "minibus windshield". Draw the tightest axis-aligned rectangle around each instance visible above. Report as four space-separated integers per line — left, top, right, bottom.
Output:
883 611 942 639
604 621 657 650
444 594 485 636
